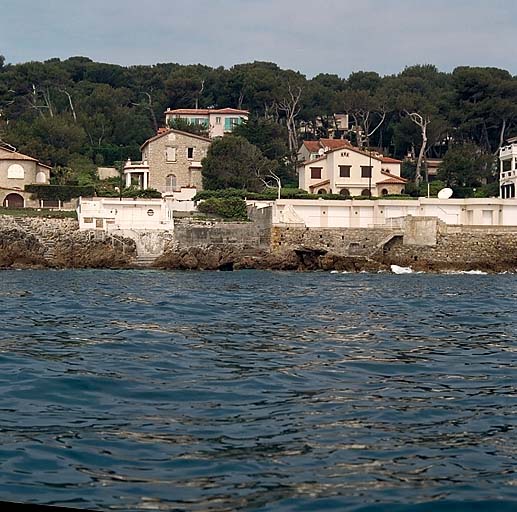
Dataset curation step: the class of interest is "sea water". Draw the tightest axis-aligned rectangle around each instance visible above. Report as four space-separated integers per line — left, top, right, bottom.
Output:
0 269 516 511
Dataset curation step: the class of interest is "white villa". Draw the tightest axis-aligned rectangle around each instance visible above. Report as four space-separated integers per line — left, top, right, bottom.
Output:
297 139 406 196
500 136 517 198
164 108 249 139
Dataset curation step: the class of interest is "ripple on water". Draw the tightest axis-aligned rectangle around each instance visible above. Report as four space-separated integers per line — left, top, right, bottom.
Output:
0 269 516 511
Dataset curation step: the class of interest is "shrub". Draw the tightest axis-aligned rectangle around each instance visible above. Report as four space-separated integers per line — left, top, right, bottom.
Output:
25 184 95 201
197 197 248 220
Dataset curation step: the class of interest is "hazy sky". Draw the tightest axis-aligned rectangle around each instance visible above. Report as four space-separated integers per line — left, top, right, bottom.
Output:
2 0 515 77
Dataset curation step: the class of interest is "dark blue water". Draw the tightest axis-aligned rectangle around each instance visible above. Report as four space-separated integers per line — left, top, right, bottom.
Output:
0 269 516 511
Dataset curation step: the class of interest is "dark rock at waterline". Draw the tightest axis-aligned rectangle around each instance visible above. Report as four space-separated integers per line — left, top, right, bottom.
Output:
0 228 137 269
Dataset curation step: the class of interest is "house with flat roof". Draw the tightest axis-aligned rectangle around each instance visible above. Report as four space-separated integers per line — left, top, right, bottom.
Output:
297 139 406 197
0 146 51 208
164 108 249 138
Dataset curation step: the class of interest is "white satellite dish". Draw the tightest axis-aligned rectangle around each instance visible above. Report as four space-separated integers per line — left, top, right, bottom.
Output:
318 148 325 156
437 187 453 199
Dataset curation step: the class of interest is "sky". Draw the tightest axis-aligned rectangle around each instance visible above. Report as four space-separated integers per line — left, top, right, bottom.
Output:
1 0 516 78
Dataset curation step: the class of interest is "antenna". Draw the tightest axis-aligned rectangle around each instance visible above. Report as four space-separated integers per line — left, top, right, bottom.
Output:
437 187 453 199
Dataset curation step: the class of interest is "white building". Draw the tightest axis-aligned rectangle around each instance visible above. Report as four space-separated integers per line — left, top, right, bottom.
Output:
499 136 517 198
164 108 249 139
297 139 406 196
77 197 173 231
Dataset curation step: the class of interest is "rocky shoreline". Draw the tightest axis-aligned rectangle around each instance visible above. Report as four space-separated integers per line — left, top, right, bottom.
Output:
1 227 514 273
2 215 517 273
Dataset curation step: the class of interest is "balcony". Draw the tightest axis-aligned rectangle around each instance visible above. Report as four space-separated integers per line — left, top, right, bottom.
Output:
500 145 517 159
123 159 149 171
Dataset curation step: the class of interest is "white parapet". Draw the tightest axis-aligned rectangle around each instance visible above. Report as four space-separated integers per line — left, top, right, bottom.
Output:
269 197 517 228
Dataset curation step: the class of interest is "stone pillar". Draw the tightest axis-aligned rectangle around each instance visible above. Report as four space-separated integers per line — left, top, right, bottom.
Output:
143 172 148 190
125 172 131 188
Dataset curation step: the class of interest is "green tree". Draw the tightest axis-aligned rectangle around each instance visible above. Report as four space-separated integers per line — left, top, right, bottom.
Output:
167 117 209 137
437 143 495 188
202 135 275 191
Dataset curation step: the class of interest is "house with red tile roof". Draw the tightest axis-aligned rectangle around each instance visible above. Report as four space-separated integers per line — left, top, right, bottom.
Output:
164 108 249 139
297 139 406 196
0 146 51 208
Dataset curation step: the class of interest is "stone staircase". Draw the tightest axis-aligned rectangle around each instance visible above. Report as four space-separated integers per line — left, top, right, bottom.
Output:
12 216 57 260
133 253 157 268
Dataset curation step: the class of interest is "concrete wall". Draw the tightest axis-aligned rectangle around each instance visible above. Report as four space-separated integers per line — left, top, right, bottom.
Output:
271 198 517 228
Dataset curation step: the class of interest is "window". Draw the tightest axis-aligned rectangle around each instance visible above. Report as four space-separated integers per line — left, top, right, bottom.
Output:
224 117 241 131
339 165 351 178
339 188 350 196
166 147 176 162
187 147 194 159
310 167 322 179
7 164 25 179
215 116 221 125
165 174 177 192
381 188 389 196
317 189 327 194
361 188 372 197
361 166 372 178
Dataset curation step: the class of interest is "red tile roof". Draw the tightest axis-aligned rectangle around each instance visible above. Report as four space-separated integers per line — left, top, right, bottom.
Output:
164 108 249 116
302 138 351 153
381 156 403 164
378 170 407 184
0 147 51 168
309 179 330 190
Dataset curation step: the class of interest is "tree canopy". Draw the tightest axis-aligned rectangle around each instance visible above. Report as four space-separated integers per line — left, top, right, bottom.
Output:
1 56 516 191
201 135 275 191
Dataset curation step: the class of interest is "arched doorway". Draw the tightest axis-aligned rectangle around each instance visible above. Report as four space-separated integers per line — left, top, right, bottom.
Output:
361 189 371 197
3 193 24 208
317 188 327 194
381 188 389 196
339 188 350 196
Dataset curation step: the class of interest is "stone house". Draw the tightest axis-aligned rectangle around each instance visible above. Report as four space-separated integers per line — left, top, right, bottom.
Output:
0 146 51 208
297 139 406 196
164 108 249 138
123 128 212 195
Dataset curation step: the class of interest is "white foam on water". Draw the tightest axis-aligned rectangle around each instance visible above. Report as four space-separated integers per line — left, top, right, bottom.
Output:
390 265 413 274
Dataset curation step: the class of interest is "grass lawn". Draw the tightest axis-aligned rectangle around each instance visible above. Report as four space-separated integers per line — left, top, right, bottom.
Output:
0 207 77 219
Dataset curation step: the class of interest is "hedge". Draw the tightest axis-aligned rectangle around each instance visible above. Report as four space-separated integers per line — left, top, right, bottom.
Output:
25 184 95 201
197 197 248 220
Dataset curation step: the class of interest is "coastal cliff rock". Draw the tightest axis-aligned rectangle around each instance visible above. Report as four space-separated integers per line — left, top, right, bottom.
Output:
0 221 136 269
153 245 387 272
52 232 137 268
0 228 48 268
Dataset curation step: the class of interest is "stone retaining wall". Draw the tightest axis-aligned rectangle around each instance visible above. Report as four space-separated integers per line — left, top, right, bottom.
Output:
271 226 398 257
0 215 78 236
173 218 271 250
383 227 517 271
